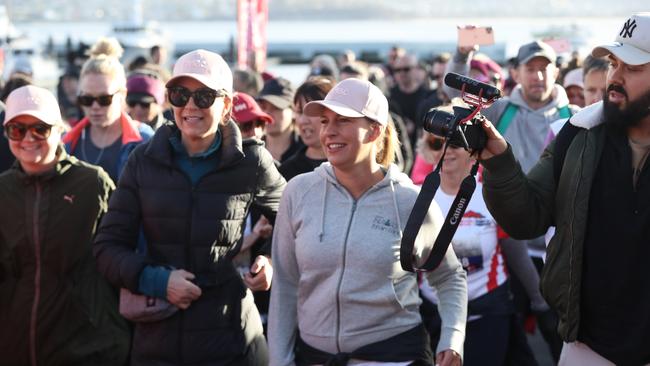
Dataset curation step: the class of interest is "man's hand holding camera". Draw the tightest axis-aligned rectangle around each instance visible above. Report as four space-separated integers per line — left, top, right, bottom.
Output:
478 117 508 161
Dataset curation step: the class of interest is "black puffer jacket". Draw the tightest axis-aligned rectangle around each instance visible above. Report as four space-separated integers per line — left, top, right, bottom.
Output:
94 121 286 366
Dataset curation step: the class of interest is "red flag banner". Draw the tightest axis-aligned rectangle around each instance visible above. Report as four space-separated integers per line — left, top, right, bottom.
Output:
237 0 268 71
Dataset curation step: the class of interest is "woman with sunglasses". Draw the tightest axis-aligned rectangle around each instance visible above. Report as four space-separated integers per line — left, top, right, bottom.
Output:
93 49 286 366
63 37 153 183
415 125 543 366
268 78 466 366
0 86 130 365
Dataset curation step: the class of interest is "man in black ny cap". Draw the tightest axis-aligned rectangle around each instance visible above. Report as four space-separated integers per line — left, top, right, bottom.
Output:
257 77 303 163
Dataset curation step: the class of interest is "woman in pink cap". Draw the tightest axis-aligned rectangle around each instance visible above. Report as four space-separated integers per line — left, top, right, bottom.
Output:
0 85 130 365
268 78 466 366
93 49 286 366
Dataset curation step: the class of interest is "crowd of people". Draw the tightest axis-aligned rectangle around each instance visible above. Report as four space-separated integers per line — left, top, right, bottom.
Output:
0 11 649 366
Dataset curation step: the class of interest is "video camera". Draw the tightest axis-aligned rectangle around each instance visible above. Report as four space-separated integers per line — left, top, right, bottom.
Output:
421 72 502 152
400 72 502 273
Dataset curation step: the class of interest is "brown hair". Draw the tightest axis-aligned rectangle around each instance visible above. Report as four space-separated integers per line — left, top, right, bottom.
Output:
294 76 334 105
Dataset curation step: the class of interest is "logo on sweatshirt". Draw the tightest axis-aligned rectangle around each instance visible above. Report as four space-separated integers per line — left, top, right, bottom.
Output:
371 215 399 235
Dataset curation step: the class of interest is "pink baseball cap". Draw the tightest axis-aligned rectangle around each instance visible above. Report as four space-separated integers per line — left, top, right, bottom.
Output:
563 68 584 89
166 49 233 93
127 75 165 105
4 85 63 126
303 78 389 126
232 92 273 124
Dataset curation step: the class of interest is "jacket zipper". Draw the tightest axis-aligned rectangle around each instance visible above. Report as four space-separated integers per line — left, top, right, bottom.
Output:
335 200 357 352
29 182 42 366
567 132 587 333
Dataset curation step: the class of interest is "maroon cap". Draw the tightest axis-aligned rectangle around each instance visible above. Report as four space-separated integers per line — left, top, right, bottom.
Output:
232 92 273 124
127 75 165 105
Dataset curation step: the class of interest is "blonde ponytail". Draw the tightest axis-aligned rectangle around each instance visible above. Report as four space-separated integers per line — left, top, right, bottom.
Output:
375 117 400 168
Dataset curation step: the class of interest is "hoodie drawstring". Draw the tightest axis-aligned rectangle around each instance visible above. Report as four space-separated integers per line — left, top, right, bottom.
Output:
319 179 328 242
389 180 403 239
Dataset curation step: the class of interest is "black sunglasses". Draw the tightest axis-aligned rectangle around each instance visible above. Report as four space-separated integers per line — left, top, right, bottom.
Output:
77 93 116 107
4 122 53 141
167 87 226 109
427 137 462 151
127 101 152 109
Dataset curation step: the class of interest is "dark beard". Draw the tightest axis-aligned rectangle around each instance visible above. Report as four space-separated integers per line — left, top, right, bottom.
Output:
602 84 650 131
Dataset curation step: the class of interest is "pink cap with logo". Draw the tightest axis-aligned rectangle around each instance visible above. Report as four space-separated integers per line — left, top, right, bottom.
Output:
303 78 389 126
4 85 63 126
166 49 233 93
592 12 650 65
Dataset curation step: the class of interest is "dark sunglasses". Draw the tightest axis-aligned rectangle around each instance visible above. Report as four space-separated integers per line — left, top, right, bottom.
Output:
127 101 152 109
77 93 116 107
167 87 226 109
238 120 265 133
393 66 413 74
4 122 53 141
427 138 462 151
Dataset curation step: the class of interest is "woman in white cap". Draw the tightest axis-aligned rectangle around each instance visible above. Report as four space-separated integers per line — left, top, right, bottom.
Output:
268 78 467 366
0 85 130 365
93 49 286 365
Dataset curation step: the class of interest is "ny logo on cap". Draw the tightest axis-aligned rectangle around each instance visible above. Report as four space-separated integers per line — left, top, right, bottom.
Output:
620 18 637 39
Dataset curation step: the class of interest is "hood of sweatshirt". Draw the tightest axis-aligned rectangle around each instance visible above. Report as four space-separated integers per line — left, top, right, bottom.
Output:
570 100 605 130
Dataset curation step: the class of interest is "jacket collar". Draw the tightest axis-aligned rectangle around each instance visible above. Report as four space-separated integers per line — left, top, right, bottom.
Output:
145 120 244 170
63 112 144 151
569 101 605 130
13 145 75 184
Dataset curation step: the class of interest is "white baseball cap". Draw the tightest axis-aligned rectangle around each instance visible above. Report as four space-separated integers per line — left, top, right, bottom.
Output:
592 12 650 65
4 85 63 126
303 78 389 126
166 49 233 93
563 68 584 89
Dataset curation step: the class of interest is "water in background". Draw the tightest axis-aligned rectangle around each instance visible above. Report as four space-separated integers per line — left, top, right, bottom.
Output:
12 17 624 87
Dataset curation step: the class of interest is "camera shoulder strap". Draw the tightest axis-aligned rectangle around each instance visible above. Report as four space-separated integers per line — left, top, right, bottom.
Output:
400 161 479 272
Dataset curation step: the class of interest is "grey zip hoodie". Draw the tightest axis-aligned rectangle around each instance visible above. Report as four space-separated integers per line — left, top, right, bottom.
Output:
268 163 467 366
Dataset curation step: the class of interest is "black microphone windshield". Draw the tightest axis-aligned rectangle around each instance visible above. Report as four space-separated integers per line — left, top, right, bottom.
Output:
444 72 501 100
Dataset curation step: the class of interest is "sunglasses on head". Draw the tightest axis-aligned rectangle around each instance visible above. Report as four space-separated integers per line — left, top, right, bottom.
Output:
167 86 226 109
127 101 152 109
77 93 116 107
4 122 53 141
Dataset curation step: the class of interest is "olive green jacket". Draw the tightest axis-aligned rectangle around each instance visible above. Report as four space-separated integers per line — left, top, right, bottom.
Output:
0 150 131 365
480 103 607 341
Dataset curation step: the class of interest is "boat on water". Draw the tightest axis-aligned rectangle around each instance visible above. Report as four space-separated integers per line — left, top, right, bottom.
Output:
108 0 174 69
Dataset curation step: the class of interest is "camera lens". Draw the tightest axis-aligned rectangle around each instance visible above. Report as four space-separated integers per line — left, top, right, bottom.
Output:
422 108 456 137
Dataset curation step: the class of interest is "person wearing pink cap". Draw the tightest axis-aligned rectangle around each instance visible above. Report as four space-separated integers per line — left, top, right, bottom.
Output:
93 49 286 366
269 78 466 366
126 74 169 130
0 85 130 365
477 13 650 365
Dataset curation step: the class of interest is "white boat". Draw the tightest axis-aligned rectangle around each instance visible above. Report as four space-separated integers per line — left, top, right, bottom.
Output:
108 0 174 69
